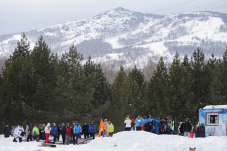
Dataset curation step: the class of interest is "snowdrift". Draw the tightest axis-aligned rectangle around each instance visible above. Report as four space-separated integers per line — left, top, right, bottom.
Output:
0 131 226 151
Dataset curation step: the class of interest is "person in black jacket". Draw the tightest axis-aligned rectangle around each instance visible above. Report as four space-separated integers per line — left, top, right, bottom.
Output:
183 118 191 138
82 122 89 139
57 124 61 141
61 123 66 144
3 124 10 138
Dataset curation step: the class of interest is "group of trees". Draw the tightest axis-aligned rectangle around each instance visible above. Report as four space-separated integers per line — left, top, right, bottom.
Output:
0 34 226 133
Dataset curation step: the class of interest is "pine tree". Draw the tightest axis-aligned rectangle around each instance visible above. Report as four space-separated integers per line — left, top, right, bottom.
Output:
110 66 135 132
147 57 169 117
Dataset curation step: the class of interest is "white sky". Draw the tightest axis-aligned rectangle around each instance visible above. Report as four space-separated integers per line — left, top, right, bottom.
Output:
0 0 227 35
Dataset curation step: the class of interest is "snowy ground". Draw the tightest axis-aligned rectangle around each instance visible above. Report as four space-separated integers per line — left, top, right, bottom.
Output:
0 131 226 151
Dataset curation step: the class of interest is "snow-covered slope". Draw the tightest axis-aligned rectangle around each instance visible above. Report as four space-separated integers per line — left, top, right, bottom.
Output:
1 131 227 151
1 8 227 68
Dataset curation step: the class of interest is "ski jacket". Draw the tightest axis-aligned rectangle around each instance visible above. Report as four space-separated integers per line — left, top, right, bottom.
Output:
29 123 33 132
52 126 58 135
73 124 82 134
169 118 174 131
45 125 51 134
82 125 89 134
108 123 114 133
65 126 71 136
3 127 10 137
89 124 96 133
153 118 161 128
184 122 191 132
57 126 61 136
32 126 39 135
124 119 132 128
61 126 66 135
135 117 144 127
14 126 24 138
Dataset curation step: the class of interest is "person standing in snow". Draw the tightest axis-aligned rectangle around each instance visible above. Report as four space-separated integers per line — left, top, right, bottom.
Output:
89 121 96 139
183 118 191 138
82 122 89 139
153 116 161 135
73 121 82 145
107 121 114 137
140 115 152 132
52 123 58 142
124 116 132 131
61 123 66 144
135 114 143 130
163 118 168 134
168 115 175 134
32 124 39 141
45 123 51 144
57 124 61 141
3 124 10 138
131 119 135 130
13 123 20 142
178 122 183 136
65 123 71 145
72 122 76 144
104 119 109 137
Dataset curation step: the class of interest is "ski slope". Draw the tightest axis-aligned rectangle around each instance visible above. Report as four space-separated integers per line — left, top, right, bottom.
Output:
0 131 226 151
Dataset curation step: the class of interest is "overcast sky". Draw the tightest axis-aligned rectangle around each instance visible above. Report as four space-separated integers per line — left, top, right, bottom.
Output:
0 0 226 35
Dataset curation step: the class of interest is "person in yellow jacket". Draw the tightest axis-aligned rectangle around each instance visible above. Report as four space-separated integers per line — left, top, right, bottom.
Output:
107 121 114 137
32 124 40 141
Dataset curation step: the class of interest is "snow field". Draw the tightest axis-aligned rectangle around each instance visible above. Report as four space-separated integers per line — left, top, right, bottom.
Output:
0 131 227 151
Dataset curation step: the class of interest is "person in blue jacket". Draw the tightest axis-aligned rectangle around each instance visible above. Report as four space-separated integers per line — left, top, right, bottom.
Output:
140 115 152 132
89 121 96 139
73 121 82 145
52 123 58 142
135 114 143 131
153 116 161 135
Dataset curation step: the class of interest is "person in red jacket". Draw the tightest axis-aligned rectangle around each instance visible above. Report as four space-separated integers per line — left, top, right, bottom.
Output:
65 123 71 145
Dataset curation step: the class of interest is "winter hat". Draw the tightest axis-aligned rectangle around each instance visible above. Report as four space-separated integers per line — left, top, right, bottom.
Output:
26 122 29 125
108 121 111 124
39 124 42 127
53 123 56 125
62 123 65 126
75 121 78 123
5 123 8 125
138 114 140 116
47 123 50 127
19 123 22 126
67 123 69 125
104 119 107 121
17 123 20 125
160 118 162 120
91 121 94 124
34 124 37 126
186 118 189 121
58 124 61 126
165 118 167 121
180 122 182 124
169 115 172 119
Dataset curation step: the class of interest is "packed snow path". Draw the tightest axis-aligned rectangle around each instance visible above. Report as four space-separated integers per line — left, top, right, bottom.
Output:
0 131 226 151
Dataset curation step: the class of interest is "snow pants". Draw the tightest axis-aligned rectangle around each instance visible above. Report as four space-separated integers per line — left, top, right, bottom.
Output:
155 128 159 135
45 133 50 143
75 134 80 144
136 126 141 131
62 134 65 144
84 133 89 139
65 135 70 145
184 132 190 138
90 133 95 139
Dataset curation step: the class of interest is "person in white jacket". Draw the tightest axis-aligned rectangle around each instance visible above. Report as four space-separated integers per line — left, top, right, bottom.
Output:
124 116 132 131
44 123 51 144
13 124 25 143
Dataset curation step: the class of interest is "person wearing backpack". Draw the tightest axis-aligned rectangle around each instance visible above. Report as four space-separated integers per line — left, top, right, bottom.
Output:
32 124 39 141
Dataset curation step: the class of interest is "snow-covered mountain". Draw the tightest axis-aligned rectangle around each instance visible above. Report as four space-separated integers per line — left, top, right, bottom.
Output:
1 7 227 68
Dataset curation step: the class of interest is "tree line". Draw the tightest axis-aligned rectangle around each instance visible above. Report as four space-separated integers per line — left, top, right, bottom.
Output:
0 34 226 133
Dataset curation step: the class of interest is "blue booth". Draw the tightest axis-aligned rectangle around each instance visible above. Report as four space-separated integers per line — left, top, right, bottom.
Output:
199 105 227 137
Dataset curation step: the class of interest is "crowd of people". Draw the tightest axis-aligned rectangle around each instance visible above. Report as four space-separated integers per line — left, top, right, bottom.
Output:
124 114 194 138
3 115 195 144
3 120 115 145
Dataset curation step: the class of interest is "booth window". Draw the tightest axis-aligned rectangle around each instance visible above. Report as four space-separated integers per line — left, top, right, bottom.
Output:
206 113 219 126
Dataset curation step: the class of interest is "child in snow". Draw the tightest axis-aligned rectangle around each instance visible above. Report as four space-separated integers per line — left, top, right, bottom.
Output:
32 124 39 141
107 121 114 137
3 124 10 138
124 116 132 131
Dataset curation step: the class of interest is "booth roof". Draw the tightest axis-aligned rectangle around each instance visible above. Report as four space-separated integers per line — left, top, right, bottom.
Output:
203 105 227 109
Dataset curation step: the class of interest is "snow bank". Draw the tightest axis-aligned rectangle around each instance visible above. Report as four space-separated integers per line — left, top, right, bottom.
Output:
0 131 227 151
